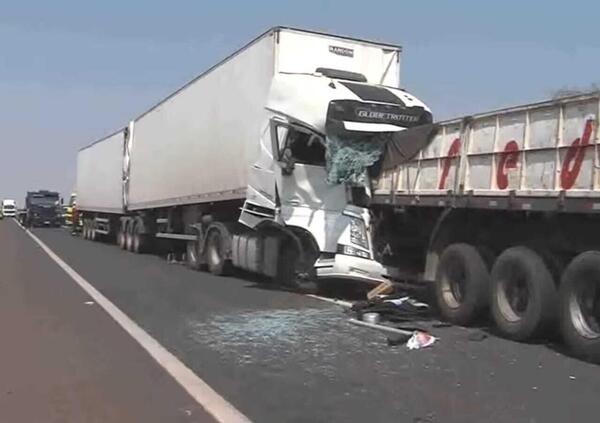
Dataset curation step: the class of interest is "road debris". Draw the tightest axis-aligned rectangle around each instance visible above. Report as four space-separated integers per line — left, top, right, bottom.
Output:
386 333 413 346
406 331 437 350
367 280 394 300
84 301 94 305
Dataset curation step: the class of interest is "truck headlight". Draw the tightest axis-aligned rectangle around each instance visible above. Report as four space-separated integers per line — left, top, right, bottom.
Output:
337 244 371 259
350 218 368 249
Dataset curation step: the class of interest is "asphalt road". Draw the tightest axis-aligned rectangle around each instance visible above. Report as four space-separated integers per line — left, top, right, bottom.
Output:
0 219 213 423
3 218 600 422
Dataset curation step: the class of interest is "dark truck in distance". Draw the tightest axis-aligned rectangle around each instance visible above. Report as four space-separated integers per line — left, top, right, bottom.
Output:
25 190 63 227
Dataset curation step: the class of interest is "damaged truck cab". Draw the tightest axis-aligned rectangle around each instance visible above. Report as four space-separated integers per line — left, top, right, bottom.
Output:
76 27 430 289
241 70 430 285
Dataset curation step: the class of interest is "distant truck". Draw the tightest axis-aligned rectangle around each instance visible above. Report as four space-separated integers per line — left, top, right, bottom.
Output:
25 190 62 227
2 199 17 218
75 27 431 289
372 92 600 362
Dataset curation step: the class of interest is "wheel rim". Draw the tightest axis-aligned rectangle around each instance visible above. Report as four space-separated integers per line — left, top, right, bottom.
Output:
440 260 466 309
497 267 529 322
126 227 133 251
208 233 221 267
187 242 197 265
569 275 600 339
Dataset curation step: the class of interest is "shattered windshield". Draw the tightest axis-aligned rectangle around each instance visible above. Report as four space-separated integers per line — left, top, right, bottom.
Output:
325 132 390 185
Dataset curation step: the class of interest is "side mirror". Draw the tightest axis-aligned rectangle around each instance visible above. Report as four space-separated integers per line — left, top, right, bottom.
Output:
60 198 64 205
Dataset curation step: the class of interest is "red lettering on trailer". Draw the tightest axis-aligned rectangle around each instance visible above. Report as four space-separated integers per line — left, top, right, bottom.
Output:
438 138 461 190
560 119 594 189
496 140 520 189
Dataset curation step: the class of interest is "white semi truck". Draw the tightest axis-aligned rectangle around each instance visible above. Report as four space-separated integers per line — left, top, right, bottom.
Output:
373 92 600 361
2 199 17 217
76 27 431 289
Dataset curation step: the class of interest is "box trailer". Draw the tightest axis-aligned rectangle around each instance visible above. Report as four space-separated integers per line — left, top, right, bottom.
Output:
76 26 431 289
372 92 600 361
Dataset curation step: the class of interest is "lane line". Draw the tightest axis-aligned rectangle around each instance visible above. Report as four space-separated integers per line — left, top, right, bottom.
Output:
14 219 252 423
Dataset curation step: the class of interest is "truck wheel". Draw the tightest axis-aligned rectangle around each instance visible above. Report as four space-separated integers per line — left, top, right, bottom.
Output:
186 240 202 270
83 220 91 240
435 243 490 325
90 221 97 241
117 225 126 249
559 251 600 363
132 223 151 254
491 246 557 340
205 229 231 275
125 221 135 252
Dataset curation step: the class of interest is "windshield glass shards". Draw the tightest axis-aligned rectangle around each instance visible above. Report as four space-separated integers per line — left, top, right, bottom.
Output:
325 133 390 186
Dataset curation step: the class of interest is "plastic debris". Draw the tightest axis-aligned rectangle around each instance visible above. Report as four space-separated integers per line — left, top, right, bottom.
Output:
406 331 437 350
367 280 394 300
84 301 94 305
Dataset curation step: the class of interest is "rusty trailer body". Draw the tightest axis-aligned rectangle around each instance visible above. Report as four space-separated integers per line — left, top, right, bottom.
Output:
372 93 600 363
373 92 600 213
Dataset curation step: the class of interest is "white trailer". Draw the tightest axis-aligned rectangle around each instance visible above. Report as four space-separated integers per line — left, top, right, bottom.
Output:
372 92 600 361
76 27 431 289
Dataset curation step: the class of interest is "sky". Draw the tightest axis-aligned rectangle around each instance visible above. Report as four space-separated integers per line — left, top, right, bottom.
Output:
1 0 599 204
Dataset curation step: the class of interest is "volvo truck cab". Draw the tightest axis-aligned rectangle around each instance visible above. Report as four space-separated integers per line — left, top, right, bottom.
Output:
239 70 431 285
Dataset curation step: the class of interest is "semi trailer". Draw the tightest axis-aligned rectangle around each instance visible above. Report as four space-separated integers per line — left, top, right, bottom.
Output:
372 92 600 361
76 27 431 289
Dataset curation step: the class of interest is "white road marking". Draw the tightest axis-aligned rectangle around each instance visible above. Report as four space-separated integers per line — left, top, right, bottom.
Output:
15 220 252 423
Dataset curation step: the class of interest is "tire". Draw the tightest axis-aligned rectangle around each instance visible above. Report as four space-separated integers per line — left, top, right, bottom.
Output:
186 239 202 270
83 220 90 240
132 222 151 254
491 246 557 340
117 226 126 249
435 243 490 325
125 221 134 252
559 251 600 363
205 229 230 275
90 220 97 242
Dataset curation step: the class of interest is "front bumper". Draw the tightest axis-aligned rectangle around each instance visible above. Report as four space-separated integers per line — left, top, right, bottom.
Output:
315 253 386 285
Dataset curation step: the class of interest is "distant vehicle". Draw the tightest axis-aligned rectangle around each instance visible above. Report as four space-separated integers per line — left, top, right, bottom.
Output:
25 190 62 227
2 199 17 218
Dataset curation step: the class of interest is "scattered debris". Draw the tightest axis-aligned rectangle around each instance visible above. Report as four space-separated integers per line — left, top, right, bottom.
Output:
362 312 381 324
367 280 394 300
406 331 437 350
387 333 413 346
348 318 414 336
352 296 430 323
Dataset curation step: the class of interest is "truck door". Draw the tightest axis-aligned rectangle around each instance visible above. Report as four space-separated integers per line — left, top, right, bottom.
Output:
272 121 346 213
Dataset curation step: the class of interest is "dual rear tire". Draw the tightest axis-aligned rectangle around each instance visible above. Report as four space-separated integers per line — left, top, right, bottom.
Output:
435 244 558 340
436 242 600 361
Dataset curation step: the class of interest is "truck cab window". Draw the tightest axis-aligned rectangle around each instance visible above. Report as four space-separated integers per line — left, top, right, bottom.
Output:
286 130 326 166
